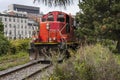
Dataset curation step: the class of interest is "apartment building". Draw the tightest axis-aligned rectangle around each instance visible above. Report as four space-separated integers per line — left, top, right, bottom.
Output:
0 4 41 39
0 11 38 39
8 4 40 14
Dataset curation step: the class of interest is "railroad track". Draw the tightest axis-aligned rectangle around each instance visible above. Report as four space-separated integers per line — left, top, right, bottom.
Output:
22 64 52 80
0 60 52 80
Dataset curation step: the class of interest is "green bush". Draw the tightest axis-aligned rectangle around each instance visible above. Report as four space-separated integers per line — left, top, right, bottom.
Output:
98 39 117 52
9 39 30 54
49 44 120 80
0 34 10 55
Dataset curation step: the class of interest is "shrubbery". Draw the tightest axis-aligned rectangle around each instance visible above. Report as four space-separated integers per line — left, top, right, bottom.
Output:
49 44 120 80
9 39 30 54
0 38 30 56
0 34 10 56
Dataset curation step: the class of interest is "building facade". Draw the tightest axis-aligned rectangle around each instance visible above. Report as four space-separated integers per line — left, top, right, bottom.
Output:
0 4 41 39
0 11 38 39
8 4 40 14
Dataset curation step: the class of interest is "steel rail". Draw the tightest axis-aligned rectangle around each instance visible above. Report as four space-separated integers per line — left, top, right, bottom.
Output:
0 60 51 77
22 64 52 80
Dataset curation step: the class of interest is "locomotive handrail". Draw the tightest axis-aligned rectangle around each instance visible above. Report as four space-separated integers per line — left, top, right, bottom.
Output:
57 24 68 49
59 23 68 41
60 23 68 32
49 23 68 43
49 23 67 32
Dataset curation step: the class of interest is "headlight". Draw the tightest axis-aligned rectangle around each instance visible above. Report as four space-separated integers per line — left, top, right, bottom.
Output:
53 37 56 40
49 38 52 42
46 23 50 30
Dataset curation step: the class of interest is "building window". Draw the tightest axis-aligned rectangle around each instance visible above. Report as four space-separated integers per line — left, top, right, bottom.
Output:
14 25 16 28
9 24 11 28
21 19 23 23
5 30 7 35
9 30 12 35
21 25 23 28
13 18 15 22
32 26 34 29
9 17 11 22
5 18 7 21
21 31 23 35
25 26 27 29
4 24 7 28
25 20 26 23
14 25 16 36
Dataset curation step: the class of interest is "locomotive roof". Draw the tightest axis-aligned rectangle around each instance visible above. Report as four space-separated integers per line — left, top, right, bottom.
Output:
42 11 72 18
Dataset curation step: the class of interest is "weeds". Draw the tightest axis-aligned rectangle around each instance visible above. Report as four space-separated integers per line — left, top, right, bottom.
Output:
49 44 120 80
0 52 29 71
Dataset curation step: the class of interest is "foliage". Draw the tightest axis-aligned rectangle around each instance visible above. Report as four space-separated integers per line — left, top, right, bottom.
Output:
49 44 120 80
0 21 4 34
75 0 120 51
0 52 29 71
9 39 30 54
0 34 10 56
0 21 10 55
98 39 117 52
34 0 73 8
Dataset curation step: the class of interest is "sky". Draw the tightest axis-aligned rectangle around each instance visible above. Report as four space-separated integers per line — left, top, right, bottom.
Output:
0 0 79 15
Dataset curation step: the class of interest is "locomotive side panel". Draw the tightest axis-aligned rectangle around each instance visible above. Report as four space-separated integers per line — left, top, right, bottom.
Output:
39 22 49 42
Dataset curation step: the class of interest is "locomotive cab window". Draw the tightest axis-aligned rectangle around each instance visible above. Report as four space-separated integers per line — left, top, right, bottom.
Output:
42 18 46 22
57 14 65 22
47 14 54 21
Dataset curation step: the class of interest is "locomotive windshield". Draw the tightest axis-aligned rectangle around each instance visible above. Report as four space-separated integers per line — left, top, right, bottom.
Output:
42 18 46 22
47 14 54 21
57 14 64 22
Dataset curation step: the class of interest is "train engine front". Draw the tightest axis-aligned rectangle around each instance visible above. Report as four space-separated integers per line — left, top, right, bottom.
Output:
29 11 77 60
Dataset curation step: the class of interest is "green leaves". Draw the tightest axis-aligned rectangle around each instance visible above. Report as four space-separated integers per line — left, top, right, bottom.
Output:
76 0 120 45
34 0 73 8
0 21 3 34
0 34 10 55
10 39 30 54
0 21 9 55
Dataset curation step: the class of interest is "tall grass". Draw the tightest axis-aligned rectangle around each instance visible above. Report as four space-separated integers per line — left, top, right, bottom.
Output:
0 39 30 70
49 44 120 80
0 52 29 71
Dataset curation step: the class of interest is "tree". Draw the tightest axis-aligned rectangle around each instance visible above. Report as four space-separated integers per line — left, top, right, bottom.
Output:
0 34 10 55
0 21 3 34
33 0 73 8
76 0 120 52
0 21 10 55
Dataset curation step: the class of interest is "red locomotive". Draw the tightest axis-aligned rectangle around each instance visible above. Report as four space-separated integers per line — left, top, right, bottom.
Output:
29 11 78 60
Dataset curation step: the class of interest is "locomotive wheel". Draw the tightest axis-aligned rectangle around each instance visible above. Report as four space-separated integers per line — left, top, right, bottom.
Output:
40 47 64 61
65 49 71 59
29 48 39 60
29 52 36 60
